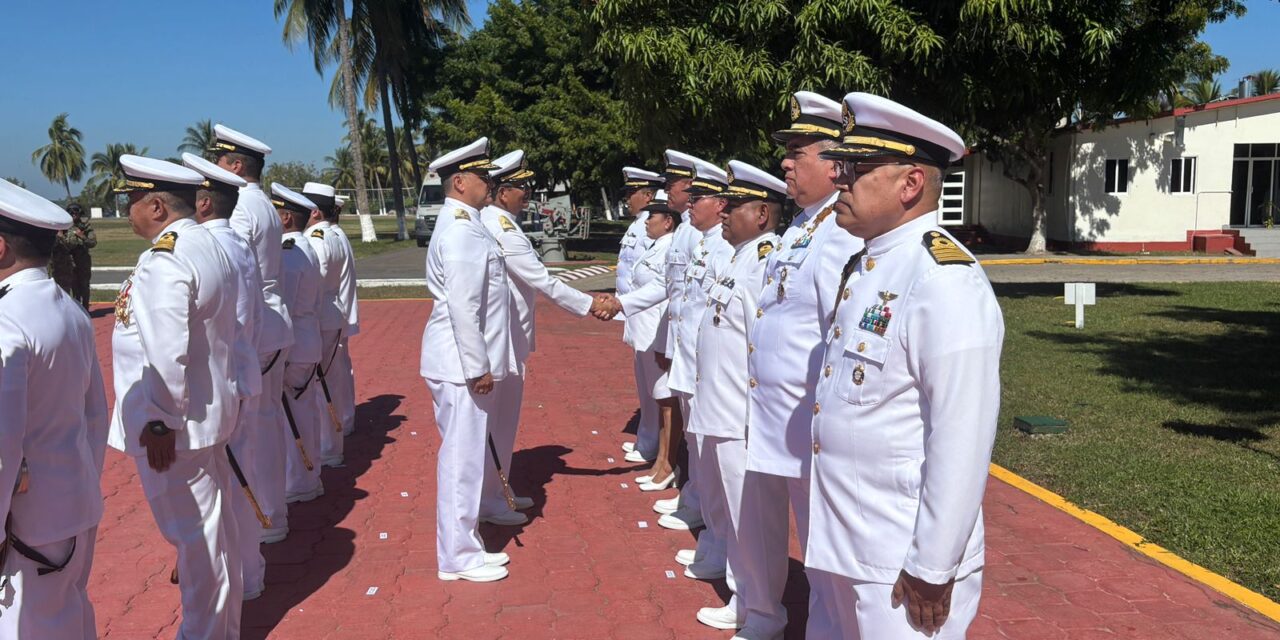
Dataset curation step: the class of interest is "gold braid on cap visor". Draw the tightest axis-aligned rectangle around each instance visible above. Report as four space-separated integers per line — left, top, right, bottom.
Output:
726 184 769 199
837 135 917 156
782 122 841 138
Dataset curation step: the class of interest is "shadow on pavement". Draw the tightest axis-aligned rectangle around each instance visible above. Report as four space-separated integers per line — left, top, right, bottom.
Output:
241 393 405 639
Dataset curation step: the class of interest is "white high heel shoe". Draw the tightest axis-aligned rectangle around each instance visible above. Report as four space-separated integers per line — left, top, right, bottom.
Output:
638 468 678 492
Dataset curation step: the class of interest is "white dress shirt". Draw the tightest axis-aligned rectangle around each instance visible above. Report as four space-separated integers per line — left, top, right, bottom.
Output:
0 268 108 547
109 217 241 455
231 183 293 353
204 218 265 399
667 223 732 395
481 205 592 362
279 231 323 366
420 198 515 384
745 192 865 479
618 232 674 352
807 213 1003 585
687 233 779 439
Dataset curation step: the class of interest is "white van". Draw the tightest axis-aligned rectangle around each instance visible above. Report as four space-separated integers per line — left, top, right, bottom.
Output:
413 171 445 247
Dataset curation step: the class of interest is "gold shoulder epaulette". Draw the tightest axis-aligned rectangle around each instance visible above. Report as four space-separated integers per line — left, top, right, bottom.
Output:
498 216 517 232
282 238 296 250
757 240 775 260
454 210 471 221
922 231 974 266
151 231 177 253
310 228 325 239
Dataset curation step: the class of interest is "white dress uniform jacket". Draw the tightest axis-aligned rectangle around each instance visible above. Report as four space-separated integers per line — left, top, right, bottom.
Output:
615 212 651 297
745 192 865 479
328 223 360 336
667 223 732 395
204 218 265 399
481 205 593 360
305 221 347 334
660 217 698 356
807 214 1003 585
231 183 293 353
420 199 515 384
0 268 108 547
618 232 675 352
687 234 778 439
280 233 323 367
108 217 241 454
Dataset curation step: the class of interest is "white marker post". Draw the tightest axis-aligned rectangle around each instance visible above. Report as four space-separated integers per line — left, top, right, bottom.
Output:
1064 282 1096 329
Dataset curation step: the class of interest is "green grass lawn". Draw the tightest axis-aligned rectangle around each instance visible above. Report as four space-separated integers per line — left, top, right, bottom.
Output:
994 281 1280 600
88 215 414 266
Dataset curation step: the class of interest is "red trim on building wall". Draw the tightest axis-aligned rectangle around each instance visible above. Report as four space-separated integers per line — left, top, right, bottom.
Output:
978 230 1248 254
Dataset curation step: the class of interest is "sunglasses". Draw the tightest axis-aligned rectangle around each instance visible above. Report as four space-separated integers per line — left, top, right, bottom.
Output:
833 159 916 185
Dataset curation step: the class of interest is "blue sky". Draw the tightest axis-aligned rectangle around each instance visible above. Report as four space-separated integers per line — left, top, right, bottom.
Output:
1 0 1275 200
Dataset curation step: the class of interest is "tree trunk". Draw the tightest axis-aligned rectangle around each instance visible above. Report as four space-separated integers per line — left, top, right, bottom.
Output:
392 83 424 200
336 3 373 237
379 74 408 240
1024 184 1048 254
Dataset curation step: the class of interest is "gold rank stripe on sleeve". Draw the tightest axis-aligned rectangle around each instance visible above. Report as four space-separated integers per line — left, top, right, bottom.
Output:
310 228 325 239
923 231 974 265
151 231 177 253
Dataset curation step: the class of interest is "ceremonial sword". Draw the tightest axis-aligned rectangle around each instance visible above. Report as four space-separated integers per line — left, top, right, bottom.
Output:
280 392 315 471
173 445 268 585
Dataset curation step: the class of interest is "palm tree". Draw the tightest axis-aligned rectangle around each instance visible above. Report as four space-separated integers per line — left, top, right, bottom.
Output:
324 146 357 189
177 119 215 157
2 177 26 189
1181 76 1223 105
85 142 149 208
276 0 374 225
30 113 87 199
1253 70 1280 96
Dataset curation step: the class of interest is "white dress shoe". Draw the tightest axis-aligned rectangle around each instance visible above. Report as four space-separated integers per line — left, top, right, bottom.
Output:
675 549 697 566
652 496 679 514
438 564 509 582
684 560 727 580
621 441 636 453
638 469 677 492
623 449 650 463
697 605 744 630
635 474 654 484
512 496 535 510
658 509 703 531
480 511 529 526
484 552 510 567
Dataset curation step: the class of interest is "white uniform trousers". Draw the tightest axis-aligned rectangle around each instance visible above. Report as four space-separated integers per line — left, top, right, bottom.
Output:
701 435 747 614
227 393 266 597
825 569 983 639
255 348 290 541
676 394 701 517
137 447 242 640
318 330 345 466
630 352 660 457
284 383 324 501
333 337 356 435
427 378 499 573
481 374 524 517
737 470 838 638
0 527 96 639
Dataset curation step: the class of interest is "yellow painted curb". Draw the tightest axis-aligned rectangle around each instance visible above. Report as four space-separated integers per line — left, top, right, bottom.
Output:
989 464 1280 622
982 257 1280 266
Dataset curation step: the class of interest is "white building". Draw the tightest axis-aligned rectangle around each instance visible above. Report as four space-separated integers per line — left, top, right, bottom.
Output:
945 93 1280 254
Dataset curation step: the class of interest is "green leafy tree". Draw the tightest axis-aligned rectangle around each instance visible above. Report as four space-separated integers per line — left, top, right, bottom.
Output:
178 119 215 157
423 0 640 206
1182 75 1224 105
31 113 87 200
3 177 26 189
1252 69 1280 96
324 146 357 189
264 161 323 191
596 0 1245 254
82 142 149 212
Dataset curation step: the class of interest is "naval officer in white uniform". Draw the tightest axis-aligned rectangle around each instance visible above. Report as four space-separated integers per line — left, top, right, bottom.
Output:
108 155 243 639
615 167 663 460
421 138 516 583
211 124 295 545
302 181 348 469
808 93 1002 639
685 161 785 632
479 150 610 525
320 193 359 438
183 153 272 601
0 179 108 639
739 91 864 640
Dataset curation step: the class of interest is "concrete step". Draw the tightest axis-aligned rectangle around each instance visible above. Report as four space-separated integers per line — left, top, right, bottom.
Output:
1230 228 1280 257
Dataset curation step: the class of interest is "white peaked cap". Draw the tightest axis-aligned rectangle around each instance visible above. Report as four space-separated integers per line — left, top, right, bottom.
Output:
773 91 844 142
490 150 534 183
211 124 272 158
0 179 72 230
622 166 663 189
689 157 728 195
428 137 498 175
271 183 318 212
824 92 966 166
662 150 697 179
724 160 788 202
302 182 336 199
114 155 206 193
182 152 247 189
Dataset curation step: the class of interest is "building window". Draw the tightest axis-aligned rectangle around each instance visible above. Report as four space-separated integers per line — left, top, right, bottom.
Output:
1170 157 1196 193
1105 158 1129 194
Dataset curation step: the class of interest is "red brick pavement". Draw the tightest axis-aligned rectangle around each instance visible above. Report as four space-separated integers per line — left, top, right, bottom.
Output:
85 300 1280 639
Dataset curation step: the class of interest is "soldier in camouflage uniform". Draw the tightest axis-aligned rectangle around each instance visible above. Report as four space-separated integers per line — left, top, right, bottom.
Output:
67 203 97 309
48 204 78 299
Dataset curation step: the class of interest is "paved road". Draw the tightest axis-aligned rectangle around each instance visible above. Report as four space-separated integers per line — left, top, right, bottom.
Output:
86 299 1280 639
